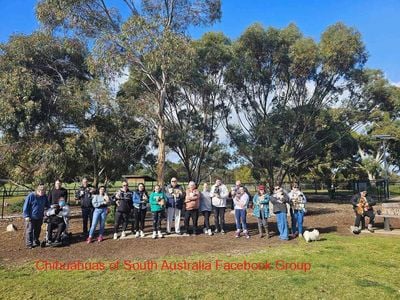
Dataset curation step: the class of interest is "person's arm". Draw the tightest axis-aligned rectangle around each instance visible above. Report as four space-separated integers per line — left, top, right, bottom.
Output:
22 194 32 219
350 194 358 206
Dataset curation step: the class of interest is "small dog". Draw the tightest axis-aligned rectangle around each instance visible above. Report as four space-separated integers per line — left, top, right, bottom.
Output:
303 229 320 242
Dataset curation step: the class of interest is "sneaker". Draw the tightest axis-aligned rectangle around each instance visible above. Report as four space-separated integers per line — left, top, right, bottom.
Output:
182 233 190 237
113 233 118 240
157 231 164 238
214 228 219 233
166 230 172 235
207 229 213 236
367 224 375 233
140 230 145 238
86 237 92 244
97 235 104 242
235 230 240 238
152 231 157 239
121 231 126 238
26 244 33 249
175 231 181 235
203 228 207 234
244 231 250 239
135 231 140 238
221 230 226 235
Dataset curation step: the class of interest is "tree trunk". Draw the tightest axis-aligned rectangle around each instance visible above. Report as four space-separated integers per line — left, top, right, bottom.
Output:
156 87 167 186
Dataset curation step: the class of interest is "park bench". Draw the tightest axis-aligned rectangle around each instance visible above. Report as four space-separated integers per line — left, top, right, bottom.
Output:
376 203 400 231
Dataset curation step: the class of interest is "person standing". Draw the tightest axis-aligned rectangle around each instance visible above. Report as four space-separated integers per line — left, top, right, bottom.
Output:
132 183 149 238
288 184 307 237
252 185 270 238
22 184 50 248
87 186 110 243
165 177 184 234
233 187 250 238
183 181 200 236
270 186 289 240
75 178 94 237
112 181 133 239
149 185 167 239
48 179 68 205
200 183 213 236
210 178 229 234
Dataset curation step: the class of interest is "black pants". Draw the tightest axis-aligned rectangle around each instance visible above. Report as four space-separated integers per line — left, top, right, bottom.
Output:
202 210 211 230
355 210 375 227
48 221 66 242
82 207 94 235
184 209 199 234
114 211 129 234
25 218 43 246
213 206 226 232
152 211 162 231
133 207 147 232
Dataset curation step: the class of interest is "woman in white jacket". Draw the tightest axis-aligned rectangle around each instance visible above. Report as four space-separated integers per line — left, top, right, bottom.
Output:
210 179 229 234
233 187 250 238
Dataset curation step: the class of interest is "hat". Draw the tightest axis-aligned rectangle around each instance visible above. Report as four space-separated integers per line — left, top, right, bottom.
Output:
258 185 266 191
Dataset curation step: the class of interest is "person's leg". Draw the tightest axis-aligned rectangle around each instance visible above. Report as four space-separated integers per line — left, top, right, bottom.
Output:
122 212 129 232
32 219 43 245
184 210 190 233
156 211 161 231
55 222 66 241
89 208 94 230
82 208 89 235
89 208 101 238
297 211 304 235
366 210 375 226
354 213 362 227
114 211 122 234
174 209 181 233
220 207 226 232
276 212 284 238
166 207 173 233
241 209 248 231
133 207 139 232
99 208 107 236
152 213 157 232
25 219 33 247
193 209 199 234
292 210 298 235
203 211 210 230
257 218 263 237
281 213 289 240
47 222 54 242
140 209 147 231
213 207 220 232
234 209 241 230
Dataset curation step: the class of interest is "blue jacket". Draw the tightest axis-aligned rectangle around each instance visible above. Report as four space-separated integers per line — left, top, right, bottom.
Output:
132 190 149 210
252 194 270 219
23 192 50 220
164 184 184 209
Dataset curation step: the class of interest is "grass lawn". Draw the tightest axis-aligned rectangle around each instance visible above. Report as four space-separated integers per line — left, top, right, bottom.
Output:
0 233 399 299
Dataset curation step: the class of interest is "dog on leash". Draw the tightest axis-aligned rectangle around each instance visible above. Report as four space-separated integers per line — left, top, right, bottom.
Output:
303 229 320 242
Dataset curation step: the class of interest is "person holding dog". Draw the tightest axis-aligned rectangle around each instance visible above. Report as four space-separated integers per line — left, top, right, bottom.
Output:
112 180 133 239
165 177 184 234
183 181 200 236
210 178 229 234
75 178 94 237
288 184 307 237
233 186 250 238
149 185 167 239
350 190 376 234
87 186 110 243
270 185 289 240
22 183 50 248
252 185 270 238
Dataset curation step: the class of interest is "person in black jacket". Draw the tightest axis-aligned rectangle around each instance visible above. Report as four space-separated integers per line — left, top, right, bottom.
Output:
75 178 94 237
350 190 376 234
112 180 133 240
270 186 289 240
48 179 68 205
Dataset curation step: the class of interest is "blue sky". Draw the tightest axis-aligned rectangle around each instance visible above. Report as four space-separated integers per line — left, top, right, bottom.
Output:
1 0 399 83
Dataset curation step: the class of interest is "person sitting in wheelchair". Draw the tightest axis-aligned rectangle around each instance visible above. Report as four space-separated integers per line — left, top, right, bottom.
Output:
44 197 70 246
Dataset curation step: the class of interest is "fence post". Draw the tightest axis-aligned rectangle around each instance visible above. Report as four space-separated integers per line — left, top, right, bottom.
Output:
1 187 5 219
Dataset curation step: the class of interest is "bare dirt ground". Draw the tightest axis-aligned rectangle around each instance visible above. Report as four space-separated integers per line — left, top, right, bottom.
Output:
1 202 398 266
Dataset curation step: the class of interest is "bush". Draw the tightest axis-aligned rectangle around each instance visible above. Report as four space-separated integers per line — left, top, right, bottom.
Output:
9 200 24 213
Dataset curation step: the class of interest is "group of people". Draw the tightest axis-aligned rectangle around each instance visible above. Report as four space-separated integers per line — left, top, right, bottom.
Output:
21 176 380 249
22 177 310 248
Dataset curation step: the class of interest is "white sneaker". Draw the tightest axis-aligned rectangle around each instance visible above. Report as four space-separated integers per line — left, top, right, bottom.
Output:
207 229 213 236
121 231 126 238
214 229 219 233
140 230 145 238
152 231 157 239
135 231 140 238
203 228 207 234
221 229 226 234
157 231 164 238
113 233 118 240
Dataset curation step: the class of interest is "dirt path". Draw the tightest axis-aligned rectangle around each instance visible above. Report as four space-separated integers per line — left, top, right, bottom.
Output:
0 203 397 266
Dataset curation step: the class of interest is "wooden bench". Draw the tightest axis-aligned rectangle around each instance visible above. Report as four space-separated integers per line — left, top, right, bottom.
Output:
376 203 400 231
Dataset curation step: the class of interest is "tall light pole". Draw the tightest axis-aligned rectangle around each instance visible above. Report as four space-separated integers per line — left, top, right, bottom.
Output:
373 134 393 199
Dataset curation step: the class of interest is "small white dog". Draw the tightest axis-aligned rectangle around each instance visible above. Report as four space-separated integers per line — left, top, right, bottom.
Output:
303 229 320 242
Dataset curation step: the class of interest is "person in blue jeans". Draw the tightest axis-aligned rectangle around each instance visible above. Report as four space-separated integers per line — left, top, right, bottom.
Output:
288 184 307 238
233 187 250 238
270 186 289 240
87 186 110 243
